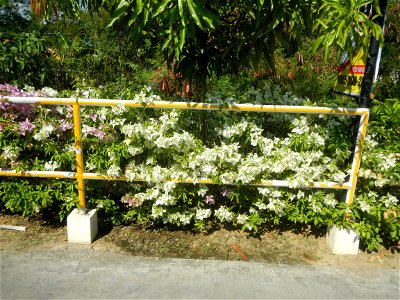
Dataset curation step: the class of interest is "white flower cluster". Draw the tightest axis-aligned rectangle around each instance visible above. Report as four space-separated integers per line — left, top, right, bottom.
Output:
111 103 126 115
132 86 161 104
308 195 323 214
41 87 59 97
358 200 371 213
188 143 242 181
323 194 338 208
197 185 209 197
218 119 249 139
356 192 398 215
382 193 398 208
291 116 310 134
44 160 60 171
1 145 22 162
257 188 286 215
121 111 196 154
5 84 377 229
33 87 352 198
74 87 100 99
33 124 54 141
195 208 212 220
163 212 193 225
215 206 233 222
107 164 121 177
243 84 304 106
359 134 399 188
152 205 166 218
236 213 249 225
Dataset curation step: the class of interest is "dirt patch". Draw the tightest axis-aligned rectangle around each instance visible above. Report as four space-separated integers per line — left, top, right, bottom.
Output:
1 214 399 272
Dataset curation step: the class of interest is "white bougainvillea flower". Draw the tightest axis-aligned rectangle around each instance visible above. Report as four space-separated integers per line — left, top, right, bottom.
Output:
1 145 22 161
44 161 60 171
106 164 120 177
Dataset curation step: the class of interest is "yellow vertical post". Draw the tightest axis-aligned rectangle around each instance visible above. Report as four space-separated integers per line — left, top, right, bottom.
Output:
345 112 370 206
72 100 86 211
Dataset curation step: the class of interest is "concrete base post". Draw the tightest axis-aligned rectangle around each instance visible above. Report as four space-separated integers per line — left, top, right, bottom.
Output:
326 225 360 255
67 208 98 244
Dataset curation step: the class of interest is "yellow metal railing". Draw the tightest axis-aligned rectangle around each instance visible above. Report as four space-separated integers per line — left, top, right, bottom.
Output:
0 97 369 211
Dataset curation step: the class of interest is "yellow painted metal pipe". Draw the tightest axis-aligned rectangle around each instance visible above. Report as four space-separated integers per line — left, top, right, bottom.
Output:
345 112 370 206
82 175 351 189
3 97 369 116
0 169 351 190
0 170 76 178
72 102 86 210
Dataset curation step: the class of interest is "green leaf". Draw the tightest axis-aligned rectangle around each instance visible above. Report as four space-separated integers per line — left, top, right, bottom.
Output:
316 18 328 30
107 0 130 28
153 0 172 16
186 0 204 30
136 0 143 14
162 34 172 51
311 35 325 55
179 26 186 51
178 0 184 17
335 19 346 39
195 4 219 29
143 4 149 25
177 0 186 26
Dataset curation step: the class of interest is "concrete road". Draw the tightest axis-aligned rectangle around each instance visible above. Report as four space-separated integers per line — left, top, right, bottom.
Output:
1 249 399 299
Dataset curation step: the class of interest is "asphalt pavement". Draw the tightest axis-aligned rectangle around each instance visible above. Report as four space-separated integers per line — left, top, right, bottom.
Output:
1 248 399 299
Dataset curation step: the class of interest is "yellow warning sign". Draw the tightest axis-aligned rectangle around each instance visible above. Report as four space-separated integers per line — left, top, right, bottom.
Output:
335 47 367 97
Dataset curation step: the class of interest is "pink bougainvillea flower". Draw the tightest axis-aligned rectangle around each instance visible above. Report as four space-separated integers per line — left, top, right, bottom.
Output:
83 125 106 140
204 195 215 205
89 114 98 122
221 189 232 197
0 101 8 110
121 194 143 207
93 129 105 140
59 122 74 132
65 105 73 118
19 118 36 136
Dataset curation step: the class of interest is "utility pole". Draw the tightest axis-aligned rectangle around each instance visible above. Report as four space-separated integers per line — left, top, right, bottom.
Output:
358 0 388 108
342 0 387 201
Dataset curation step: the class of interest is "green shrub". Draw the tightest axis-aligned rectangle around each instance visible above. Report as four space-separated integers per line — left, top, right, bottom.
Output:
1 83 398 251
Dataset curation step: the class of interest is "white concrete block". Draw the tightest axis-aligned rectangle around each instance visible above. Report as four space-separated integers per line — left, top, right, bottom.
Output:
67 208 98 244
327 225 360 255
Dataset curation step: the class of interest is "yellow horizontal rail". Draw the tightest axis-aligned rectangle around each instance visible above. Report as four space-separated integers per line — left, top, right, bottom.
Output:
2 97 368 116
0 170 351 189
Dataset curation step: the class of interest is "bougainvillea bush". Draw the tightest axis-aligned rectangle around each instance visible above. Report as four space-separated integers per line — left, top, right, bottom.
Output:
0 83 398 251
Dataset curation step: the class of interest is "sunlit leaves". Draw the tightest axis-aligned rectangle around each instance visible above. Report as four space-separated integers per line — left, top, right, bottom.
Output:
313 0 385 62
107 0 130 28
29 0 386 92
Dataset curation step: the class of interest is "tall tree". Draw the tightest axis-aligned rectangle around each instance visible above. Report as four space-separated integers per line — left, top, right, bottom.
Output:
31 0 384 95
